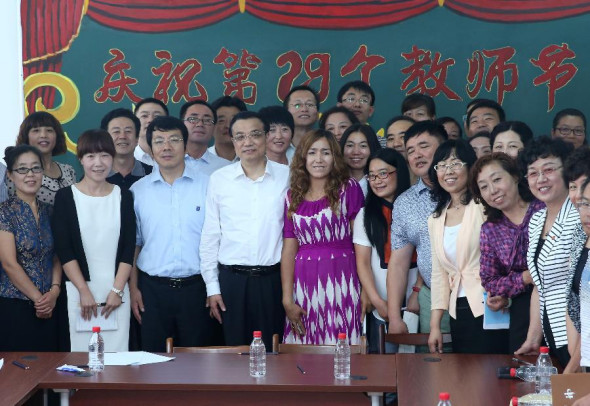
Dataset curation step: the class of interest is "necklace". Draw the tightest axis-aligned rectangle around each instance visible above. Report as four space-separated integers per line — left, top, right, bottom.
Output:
449 202 463 210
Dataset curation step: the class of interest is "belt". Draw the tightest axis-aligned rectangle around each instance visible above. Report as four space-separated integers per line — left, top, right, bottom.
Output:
219 263 280 277
140 270 202 288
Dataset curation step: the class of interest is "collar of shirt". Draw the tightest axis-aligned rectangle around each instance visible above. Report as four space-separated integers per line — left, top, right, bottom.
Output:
231 159 273 181
108 159 148 177
185 149 213 164
415 177 431 196
148 162 200 184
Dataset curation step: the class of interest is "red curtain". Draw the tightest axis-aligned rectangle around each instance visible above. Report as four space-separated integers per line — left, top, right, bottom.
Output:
86 0 238 33
21 0 86 111
445 0 590 22
246 1 436 29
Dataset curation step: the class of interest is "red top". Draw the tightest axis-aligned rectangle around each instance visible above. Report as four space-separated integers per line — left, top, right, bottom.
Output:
253 331 262 338
338 333 346 340
92 326 101 333
539 346 549 354
439 392 450 401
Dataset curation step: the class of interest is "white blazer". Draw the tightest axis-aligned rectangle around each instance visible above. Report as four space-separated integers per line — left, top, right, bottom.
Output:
527 197 580 348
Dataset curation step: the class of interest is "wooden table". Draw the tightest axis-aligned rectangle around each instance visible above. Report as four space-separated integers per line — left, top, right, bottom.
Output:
395 353 539 406
0 352 67 406
38 352 397 406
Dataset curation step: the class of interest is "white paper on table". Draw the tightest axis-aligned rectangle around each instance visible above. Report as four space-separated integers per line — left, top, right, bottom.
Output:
398 310 419 353
104 351 175 366
76 308 118 332
0 358 3 370
483 292 510 330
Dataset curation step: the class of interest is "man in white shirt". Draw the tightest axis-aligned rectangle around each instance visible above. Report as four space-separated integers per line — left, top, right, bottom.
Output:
133 98 168 166
179 100 230 176
201 111 289 349
208 96 248 163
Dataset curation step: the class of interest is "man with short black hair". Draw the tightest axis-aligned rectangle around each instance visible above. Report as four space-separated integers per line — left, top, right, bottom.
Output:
387 121 450 340
129 116 213 352
401 94 436 121
284 85 320 147
101 108 152 190
209 96 248 162
179 100 230 176
201 111 289 349
337 80 375 124
133 97 168 166
466 99 505 138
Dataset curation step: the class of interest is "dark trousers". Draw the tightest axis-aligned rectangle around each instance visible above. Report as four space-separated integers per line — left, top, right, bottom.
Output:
218 264 285 350
0 296 59 351
509 287 532 354
542 307 571 368
139 271 214 352
450 297 509 354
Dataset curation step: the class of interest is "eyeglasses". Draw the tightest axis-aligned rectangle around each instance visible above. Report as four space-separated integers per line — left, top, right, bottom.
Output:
366 170 397 182
342 96 370 105
433 161 466 173
152 137 184 147
13 166 43 175
576 201 590 212
184 117 215 126
555 127 585 137
525 165 562 181
289 102 317 110
232 130 265 143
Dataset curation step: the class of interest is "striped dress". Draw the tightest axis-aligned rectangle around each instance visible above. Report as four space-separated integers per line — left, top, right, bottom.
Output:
527 198 580 349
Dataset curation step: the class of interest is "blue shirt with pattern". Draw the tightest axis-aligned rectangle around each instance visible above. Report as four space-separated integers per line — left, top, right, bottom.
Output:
0 197 54 300
390 178 435 288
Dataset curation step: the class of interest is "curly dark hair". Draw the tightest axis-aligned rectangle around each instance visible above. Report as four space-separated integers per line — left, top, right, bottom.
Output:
288 129 350 218
469 152 534 222
428 139 478 218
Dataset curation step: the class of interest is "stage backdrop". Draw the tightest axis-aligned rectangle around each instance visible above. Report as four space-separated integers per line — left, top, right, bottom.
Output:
21 0 590 171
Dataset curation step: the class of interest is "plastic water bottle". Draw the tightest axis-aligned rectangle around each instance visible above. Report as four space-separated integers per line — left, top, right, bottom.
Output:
437 392 451 405
535 346 553 394
510 366 537 382
334 332 350 379
249 330 266 377
88 326 104 372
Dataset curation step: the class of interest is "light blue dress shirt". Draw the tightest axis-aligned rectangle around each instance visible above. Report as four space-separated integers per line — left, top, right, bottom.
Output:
130 163 208 278
185 150 230 177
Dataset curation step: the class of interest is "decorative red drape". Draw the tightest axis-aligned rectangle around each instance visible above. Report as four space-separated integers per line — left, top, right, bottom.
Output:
445 0 590 23
21 0 86 111
86 0 238 33
246 0 436 30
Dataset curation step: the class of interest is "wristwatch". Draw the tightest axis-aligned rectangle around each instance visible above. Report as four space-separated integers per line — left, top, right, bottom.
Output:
111 287 124 298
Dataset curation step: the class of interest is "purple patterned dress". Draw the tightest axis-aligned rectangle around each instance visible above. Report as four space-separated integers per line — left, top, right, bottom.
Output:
283 179 364 344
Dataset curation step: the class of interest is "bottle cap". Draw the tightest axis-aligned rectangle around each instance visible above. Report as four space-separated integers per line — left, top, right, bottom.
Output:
253 331 262 338
92 326 101 333
439 392 450 401
338 333 346 340
511 396 518 406
539 346 549 354
509 368 516 377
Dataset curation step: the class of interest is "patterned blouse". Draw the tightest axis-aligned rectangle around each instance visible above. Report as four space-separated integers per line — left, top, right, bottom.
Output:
7 162 76 205
479 200 544 298
0 197 54 300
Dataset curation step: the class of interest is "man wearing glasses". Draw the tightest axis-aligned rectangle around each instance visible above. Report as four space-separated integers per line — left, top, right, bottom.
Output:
284 85 320 148
337 80 375 125
201 111 289 350
129 116 213 351
180 100 230 176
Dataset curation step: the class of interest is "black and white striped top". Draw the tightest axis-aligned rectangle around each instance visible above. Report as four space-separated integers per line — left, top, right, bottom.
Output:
527 198 580 349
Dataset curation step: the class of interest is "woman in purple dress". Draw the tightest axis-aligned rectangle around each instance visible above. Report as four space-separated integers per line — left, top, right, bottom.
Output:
281 129 365 344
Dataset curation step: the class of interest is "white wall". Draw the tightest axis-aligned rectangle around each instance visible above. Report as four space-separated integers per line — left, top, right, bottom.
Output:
0 1 24 156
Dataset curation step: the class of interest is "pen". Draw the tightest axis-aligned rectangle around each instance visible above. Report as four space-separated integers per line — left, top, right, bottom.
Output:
13 361 30 370
237 352 278 355
76 365 89 369
512 357 534 366
97 302 125 306
297 364 306 374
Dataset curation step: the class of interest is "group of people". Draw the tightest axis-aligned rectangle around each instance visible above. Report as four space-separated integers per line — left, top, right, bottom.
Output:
0 80 589 379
